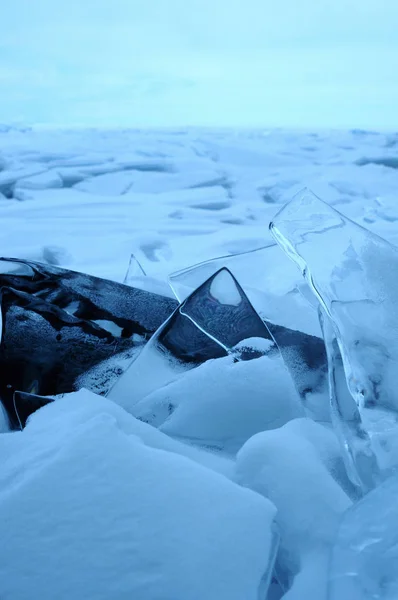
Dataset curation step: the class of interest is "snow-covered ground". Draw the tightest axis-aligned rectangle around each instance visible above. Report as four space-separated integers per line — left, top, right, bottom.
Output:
1 126 398 280
1 126 398 599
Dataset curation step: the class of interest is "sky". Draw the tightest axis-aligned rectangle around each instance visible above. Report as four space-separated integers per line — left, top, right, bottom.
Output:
0 0 397 129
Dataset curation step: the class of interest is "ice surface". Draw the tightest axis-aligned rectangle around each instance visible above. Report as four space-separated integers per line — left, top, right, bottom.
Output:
0 391 277 600
2 127 398 599
271 189 398 487
329 473 398 600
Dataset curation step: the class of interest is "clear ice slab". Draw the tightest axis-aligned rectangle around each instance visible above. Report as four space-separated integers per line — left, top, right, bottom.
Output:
169 244 328 419
108 267 289 422
123 253 146 282
329 472 398 600
270 189 398 489
123 252 177 298
169 243 321 338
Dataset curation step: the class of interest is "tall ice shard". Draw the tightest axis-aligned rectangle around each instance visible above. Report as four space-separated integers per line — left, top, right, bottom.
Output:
270 189 398 488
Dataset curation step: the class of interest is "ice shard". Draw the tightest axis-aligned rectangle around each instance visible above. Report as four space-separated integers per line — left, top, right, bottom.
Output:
0 287 137 428
108 268 282 416
169 245 328 418
0 257 177 339
123 253 146 283
270 189 398 487
169 244 319 337
180 267 275 353
123 253 175 299
329 472 398 600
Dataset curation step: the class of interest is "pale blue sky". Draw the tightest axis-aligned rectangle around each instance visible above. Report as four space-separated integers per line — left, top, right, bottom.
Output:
1 0 397 128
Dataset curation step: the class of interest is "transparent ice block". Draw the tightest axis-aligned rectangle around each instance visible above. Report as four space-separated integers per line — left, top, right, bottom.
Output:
271 189 398 487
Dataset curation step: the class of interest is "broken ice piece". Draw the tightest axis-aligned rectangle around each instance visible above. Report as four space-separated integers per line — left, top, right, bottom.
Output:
0 259 35 277
108 270 232 410
0 287 136 428
270 189 398 486
180 268 275 353
329 472 398 600
0 257 178 339
123 253 175 298
169 243 320 337
124 253 146 283
109 269 300 431
169 245 328 419
12 390 54 430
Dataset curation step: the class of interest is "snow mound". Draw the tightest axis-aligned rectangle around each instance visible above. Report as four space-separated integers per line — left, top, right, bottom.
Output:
0 391 276 600
236 419 351 590
133 354 303 451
